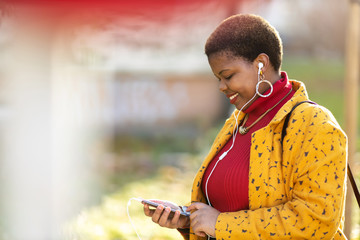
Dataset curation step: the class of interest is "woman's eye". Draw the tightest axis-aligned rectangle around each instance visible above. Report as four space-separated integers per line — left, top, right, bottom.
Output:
225 75 232 80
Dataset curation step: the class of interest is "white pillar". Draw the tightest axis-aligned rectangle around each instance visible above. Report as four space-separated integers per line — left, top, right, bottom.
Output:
0 8 86 239
0 35 54 240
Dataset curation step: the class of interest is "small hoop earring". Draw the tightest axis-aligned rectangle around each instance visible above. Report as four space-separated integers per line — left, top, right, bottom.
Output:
256 72 273 98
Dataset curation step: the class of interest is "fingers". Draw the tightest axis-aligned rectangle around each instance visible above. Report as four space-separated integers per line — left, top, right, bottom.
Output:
158 207 183 227
191 219 207 237
158 207 171 226
149 205 175 228
170 210 181 225
187 202 206 211
143 204 154 217
196 232 206 237
143 202 188 229
188 203 219 238
151 204 165 224
188 202 203 223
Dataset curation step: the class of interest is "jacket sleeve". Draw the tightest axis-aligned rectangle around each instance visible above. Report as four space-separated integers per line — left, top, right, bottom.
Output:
215 106 348 239
177 227 190 239
177 202 192 240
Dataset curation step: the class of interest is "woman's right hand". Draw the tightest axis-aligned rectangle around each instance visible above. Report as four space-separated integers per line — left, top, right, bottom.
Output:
143 200 190 229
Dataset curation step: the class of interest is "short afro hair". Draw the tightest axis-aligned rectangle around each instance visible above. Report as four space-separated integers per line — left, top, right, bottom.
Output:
205 14 283 71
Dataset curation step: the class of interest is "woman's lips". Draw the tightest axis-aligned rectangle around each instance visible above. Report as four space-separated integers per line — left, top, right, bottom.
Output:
228 93 239 104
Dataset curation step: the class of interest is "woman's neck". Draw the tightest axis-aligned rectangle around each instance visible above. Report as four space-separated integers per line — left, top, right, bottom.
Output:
267 70 282 85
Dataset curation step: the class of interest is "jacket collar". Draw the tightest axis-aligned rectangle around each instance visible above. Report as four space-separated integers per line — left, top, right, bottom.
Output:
269 80 309 126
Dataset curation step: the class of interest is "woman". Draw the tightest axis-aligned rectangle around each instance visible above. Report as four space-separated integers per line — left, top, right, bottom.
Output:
143 14 347 240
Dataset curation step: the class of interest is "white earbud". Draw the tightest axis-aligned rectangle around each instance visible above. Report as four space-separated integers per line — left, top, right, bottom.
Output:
258 62 263 73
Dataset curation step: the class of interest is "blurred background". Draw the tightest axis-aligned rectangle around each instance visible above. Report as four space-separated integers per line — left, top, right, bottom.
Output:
0 0 359 239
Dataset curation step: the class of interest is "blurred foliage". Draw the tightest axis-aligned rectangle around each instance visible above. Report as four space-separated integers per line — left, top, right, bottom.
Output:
65 159 201 240
88 125 222 197
66 57 360 240
282 57 346 123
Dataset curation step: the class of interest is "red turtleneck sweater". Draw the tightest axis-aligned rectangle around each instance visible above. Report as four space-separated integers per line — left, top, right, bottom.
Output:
201 72 294 212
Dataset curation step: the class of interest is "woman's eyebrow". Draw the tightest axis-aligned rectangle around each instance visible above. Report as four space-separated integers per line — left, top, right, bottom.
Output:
218 69 230 76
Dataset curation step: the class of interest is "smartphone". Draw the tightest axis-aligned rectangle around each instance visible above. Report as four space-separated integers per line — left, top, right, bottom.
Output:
141 199 190 217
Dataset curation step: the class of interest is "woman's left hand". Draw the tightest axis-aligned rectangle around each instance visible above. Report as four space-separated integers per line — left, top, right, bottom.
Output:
187 202 220 238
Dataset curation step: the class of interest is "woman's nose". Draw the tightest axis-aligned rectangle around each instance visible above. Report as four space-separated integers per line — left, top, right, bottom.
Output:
218 79 227 92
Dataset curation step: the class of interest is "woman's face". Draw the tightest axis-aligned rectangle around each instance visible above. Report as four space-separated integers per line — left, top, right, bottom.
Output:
208 51 259 111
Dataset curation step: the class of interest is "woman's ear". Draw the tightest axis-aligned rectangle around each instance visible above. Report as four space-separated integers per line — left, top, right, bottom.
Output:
254 53 270 73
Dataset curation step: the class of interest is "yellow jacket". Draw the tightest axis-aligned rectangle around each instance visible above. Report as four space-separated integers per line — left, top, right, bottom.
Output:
189 80 348 240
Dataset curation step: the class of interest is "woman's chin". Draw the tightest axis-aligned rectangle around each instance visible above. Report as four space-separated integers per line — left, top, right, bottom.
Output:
234 102 248 111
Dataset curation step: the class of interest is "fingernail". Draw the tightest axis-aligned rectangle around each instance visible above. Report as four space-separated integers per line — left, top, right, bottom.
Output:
165 207 170 212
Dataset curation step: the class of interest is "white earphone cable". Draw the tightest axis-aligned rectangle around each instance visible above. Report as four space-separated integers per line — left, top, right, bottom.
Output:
204 90 261 240
205 92 257 207
205 65 271 207
127 198 144 240
205 109 239 206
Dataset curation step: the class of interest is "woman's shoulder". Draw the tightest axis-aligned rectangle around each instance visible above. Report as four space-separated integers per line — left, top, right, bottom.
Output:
291 100 341 129
284 101 348 149
279 80 340 126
